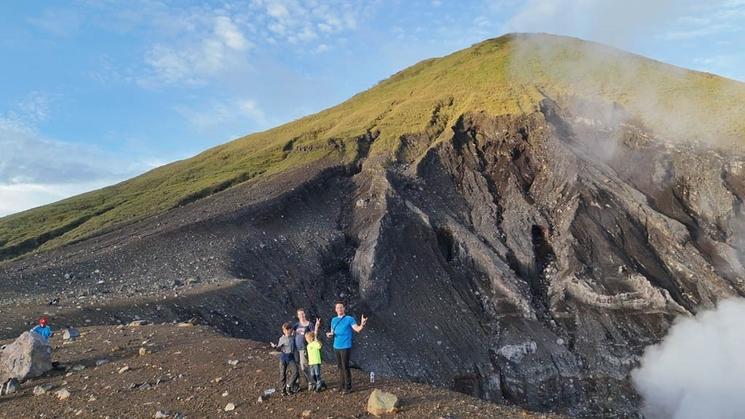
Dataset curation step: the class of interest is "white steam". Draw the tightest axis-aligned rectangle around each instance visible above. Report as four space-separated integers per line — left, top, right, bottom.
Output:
632 298 745 419
506 34 745 147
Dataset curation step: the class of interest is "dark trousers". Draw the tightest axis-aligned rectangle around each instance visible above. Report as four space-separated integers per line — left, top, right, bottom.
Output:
335 348 352 390
279 359 299 389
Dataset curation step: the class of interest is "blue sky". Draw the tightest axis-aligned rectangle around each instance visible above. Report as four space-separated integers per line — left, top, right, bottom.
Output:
1 0 744 216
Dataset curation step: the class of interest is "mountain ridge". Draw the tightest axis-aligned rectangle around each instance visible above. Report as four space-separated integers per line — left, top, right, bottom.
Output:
3 33 745 261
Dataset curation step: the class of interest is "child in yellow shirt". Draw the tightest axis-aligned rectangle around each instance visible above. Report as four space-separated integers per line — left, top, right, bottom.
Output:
305 331 326 392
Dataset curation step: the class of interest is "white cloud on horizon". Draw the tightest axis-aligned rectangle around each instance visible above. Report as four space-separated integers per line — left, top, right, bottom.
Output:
0 107 159 217
0 180 123 218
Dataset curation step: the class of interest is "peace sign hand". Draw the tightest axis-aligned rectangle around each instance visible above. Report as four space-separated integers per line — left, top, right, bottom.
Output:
361 315 368 326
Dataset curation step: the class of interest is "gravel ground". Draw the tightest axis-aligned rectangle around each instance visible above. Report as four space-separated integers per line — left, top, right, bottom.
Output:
0 324 565 418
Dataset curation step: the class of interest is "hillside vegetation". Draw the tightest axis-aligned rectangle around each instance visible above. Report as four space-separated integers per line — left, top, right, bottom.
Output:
2 33 745 260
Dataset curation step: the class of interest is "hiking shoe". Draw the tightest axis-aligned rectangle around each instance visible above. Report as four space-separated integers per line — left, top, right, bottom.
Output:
308 384 314 392
282 387 289 396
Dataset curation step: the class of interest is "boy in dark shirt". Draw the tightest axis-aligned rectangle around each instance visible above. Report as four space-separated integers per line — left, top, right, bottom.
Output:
271 322 300 395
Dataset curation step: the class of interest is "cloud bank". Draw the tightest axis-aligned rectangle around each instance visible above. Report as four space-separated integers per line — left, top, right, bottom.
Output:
0 116 154 217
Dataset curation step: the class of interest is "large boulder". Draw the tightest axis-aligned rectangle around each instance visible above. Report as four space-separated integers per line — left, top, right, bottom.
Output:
367 389 400 416
0 332 52 383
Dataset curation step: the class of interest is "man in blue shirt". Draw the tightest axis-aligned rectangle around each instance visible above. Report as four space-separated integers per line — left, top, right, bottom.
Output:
30 317 53 342
326 301 367 394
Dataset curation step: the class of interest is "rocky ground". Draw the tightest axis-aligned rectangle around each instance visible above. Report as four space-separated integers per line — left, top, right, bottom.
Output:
0 324 563 418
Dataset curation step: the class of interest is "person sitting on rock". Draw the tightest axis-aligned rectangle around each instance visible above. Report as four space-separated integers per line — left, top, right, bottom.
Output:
305 331 326 392
271 322 300 395
30 317 53 342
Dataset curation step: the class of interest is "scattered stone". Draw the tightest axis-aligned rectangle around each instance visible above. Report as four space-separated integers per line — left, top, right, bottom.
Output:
367 389 400 416
302 409 312 418
33 383 55 395
224 402 236 412
118 366 130 374
128 320 149 327
95 359 110 366
0 331 52 383
71 364 86 372
1 378 20 395
139 347 151 356
222 391 229 397
154 411 169 418
176 322 193 328
63 328 81 342
55 388 71 400
227 359 239 366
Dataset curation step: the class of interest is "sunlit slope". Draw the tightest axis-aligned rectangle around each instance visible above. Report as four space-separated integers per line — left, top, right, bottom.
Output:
2 33 744 260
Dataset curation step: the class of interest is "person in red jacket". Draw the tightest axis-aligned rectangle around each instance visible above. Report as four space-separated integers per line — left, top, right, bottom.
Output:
30 317 53 342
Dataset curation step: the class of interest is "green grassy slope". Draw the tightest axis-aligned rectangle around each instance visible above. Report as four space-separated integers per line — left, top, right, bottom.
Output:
2 33 745 260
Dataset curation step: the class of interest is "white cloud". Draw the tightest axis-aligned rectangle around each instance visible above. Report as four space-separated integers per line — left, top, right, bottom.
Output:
249 0 366 45
175 97 269 130
660 2 745 41
632 299 745 419
0 117 147 185
0 101 156 217
140 15 252 87
214 15 250 50
0 181 118 217
27 8 83 37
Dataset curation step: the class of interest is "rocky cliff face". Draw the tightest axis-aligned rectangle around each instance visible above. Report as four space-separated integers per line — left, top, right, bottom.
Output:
2 97 744 417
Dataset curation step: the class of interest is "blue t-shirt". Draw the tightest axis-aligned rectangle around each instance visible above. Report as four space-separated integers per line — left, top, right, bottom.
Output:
31 325 52 341
331 315 357 349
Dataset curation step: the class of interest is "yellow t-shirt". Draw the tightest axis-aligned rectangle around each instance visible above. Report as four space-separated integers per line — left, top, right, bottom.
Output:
307 340 322 365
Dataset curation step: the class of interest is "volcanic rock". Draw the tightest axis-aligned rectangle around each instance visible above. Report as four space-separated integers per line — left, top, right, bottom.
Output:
0 331 52 383
367 389 400 416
